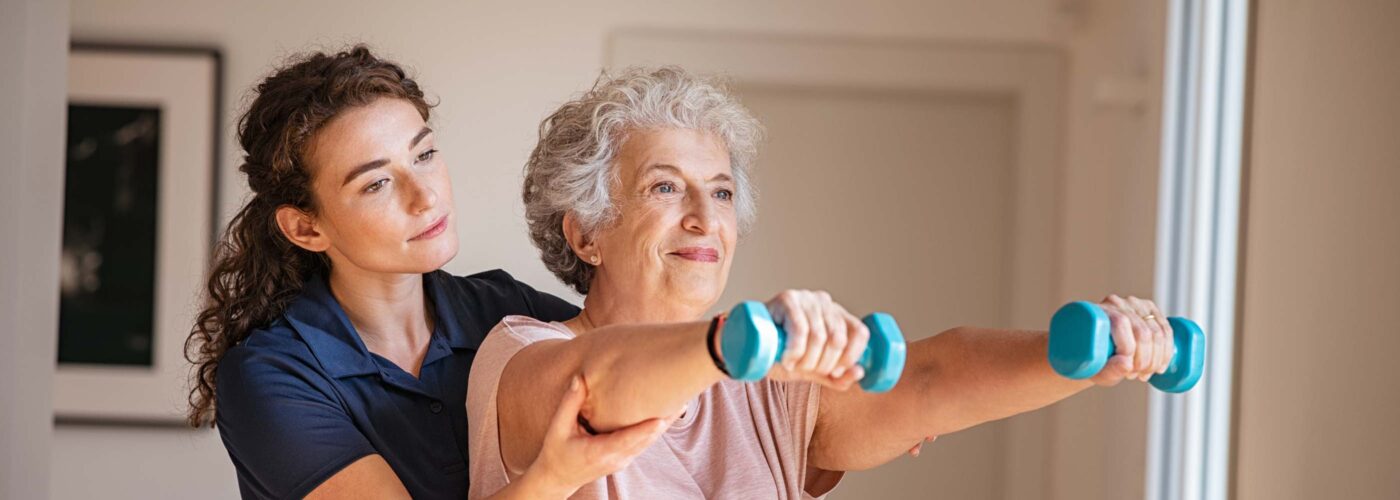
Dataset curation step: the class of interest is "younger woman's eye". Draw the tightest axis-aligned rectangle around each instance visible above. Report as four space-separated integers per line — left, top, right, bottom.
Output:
364 178 389 194
416 148 438 163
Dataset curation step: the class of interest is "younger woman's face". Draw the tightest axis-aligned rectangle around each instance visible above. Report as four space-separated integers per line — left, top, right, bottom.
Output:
294 97 458 275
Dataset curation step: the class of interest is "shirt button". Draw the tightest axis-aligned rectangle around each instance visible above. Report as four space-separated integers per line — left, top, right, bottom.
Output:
429 401 443 414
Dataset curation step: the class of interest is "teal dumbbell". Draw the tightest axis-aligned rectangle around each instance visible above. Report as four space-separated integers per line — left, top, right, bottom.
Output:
719 301 907 392
1048 301 1205 393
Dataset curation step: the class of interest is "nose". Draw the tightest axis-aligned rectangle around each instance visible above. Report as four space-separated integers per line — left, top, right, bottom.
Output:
405 172 439 215
681 190 721 235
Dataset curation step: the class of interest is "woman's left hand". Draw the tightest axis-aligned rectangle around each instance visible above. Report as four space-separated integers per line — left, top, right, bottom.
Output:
1089 295 1177 386
522 376 672 497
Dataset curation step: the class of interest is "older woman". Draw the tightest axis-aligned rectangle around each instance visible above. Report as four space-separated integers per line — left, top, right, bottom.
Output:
467 67 1175 498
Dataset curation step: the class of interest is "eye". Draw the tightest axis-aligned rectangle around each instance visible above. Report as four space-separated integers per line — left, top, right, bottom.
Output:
364 178 389 194
416 148 438 164
652 182 678 195
714 189 733 201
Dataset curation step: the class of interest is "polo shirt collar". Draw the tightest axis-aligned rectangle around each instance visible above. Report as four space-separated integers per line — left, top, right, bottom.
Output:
422 270 475 350
283 273 380 379
285 271 473 380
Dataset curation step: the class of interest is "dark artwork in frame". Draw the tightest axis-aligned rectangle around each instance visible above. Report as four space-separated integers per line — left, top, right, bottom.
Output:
58 104 162 367
55 43 220 423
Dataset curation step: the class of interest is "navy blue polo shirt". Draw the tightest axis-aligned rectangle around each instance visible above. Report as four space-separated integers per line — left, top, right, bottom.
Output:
215 269 578 499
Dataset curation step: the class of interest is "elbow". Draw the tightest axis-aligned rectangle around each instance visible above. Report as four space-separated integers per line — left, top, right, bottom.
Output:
890 327 976 435
574 342 679 431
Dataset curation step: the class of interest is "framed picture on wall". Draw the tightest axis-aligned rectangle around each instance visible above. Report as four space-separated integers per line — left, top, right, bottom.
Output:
55 44 222 425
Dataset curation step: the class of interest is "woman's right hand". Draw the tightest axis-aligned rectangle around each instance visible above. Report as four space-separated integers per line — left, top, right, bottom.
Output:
763 289 870 391
520 376 670 497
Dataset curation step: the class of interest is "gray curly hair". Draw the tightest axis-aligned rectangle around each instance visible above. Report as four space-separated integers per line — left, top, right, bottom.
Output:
523 66 764 294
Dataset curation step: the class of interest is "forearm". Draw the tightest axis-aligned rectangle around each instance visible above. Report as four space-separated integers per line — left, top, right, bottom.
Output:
908 326 1092 435
812 326 1092 470
573 321 726 431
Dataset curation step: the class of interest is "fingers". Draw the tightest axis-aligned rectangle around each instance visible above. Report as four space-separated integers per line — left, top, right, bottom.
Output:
836 311 870 381
767 289 866 388
590 417 668 463
1099 295 1178 384
769 291 806 371
1104 302 1137 368
1127 296 1175 379
1129 313 1155 380
1146 300 1175 374
1151 318 1169 376
546 375 588 440
1092 354 1135 387
1126 296 1158 379
907 436 938 457
814 293 848 377
1105 294 1161 380
797 296 829 372
827 364 864 391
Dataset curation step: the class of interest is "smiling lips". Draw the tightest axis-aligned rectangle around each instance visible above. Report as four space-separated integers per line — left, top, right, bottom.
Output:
410 214 449 241
670 247 720 262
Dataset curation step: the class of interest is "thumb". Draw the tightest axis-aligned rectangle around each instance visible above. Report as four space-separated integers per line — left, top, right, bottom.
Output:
1092 355 1133 386
546 375 588 439
591 417 667 456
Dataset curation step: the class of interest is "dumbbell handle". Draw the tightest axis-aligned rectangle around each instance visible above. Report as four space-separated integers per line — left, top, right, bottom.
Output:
1048 301 1206 393
720 301 907 392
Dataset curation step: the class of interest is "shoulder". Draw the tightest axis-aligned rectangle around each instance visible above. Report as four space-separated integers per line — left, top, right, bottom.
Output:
469 317 573 395
440 268 517 294
219 322 324 383
215 323 377 499
432 268 522 309
432 269 579 321
216 321 340 414
480 316 574 355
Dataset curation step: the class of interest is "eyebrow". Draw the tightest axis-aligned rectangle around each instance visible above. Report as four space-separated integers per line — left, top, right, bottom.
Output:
410 127 433 148
640 163 734 183
341 127 434 187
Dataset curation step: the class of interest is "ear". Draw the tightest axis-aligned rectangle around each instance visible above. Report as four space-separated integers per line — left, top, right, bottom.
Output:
562 212 599 265
274 205 331 253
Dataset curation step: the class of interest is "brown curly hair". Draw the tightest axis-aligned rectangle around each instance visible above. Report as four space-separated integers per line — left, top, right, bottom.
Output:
184 45 433 427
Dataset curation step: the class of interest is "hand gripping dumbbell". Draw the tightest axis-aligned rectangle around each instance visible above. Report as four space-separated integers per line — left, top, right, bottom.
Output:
719 301 907 393
1047 301 1206 393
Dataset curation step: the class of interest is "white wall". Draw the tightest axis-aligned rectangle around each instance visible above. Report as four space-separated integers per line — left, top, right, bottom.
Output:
61 1 1165 499
1039 2 1168 499
730 85 1018 500
1234 1 1400 498
0 0 69 499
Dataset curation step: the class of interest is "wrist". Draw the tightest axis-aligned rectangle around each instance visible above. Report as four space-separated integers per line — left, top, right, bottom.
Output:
517 461 578 500
706 312 730 377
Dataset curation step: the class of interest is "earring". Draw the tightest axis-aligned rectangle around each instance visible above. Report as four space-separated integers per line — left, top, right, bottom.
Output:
589 255 600 265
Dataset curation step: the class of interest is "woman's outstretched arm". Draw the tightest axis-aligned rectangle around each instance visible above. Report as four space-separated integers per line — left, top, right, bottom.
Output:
808 295 1173 471
492 291 868 478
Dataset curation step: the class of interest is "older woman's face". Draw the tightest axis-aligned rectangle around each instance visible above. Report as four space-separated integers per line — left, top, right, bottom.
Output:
591 128 739 312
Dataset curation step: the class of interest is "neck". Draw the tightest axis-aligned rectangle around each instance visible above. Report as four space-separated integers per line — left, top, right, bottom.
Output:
573 280 711 333
326 266 434 357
